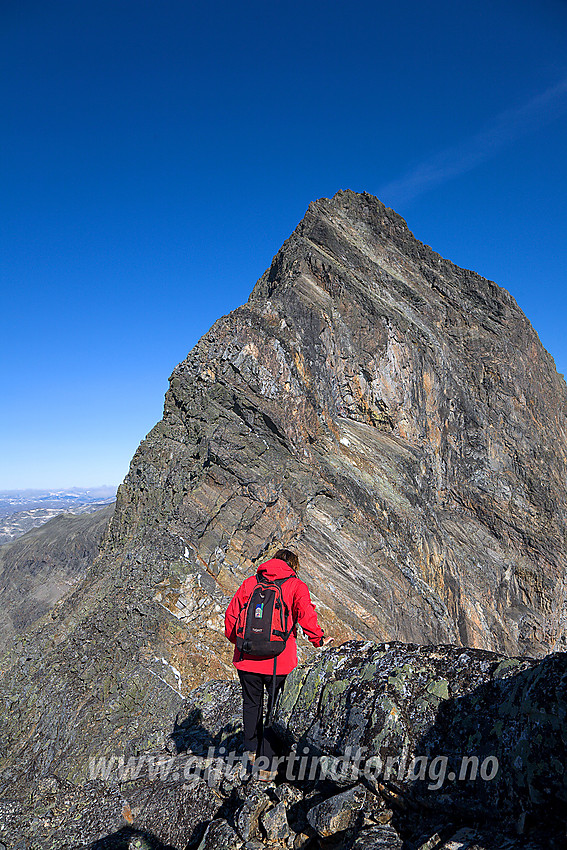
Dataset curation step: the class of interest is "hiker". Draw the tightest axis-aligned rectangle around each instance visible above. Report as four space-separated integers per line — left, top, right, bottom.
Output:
224 548 332 780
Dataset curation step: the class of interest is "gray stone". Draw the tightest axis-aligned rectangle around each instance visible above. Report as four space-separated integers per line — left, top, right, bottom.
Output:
197 817 243 849
123 777 223 848
306 784 366 837
440 828 478 849
417 834 444 850
351 824 403 849
235 787 271 841
274 782 304 807
261 801 290 843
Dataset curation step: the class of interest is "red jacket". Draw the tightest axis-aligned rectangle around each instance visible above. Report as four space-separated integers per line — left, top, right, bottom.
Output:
224 558 325 674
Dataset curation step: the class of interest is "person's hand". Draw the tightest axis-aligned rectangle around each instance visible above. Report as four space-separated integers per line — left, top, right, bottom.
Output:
321 636 334 647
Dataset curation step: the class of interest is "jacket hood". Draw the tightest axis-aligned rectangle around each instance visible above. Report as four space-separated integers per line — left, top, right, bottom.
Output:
257 558 297 581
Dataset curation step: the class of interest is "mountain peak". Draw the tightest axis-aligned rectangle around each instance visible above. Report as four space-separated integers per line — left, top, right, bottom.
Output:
1 193 566 832
249 188 523 341
150 190 567 660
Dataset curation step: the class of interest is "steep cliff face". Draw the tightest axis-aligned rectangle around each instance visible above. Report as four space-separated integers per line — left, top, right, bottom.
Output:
1 190 566 812
111 189 567 658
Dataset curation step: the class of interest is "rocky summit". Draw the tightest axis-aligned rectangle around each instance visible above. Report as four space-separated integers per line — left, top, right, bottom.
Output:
115 187 566 658
0 190 566 846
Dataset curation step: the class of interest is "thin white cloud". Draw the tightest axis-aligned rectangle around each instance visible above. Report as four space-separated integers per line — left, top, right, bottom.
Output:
378 77 567 205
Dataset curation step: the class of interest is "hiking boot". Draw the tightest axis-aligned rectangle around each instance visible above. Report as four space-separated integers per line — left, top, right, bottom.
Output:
238 750 257 781
257 768 278 782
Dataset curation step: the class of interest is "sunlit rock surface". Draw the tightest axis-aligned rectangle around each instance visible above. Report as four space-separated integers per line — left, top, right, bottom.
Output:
112 188 567 658
274 640 567 819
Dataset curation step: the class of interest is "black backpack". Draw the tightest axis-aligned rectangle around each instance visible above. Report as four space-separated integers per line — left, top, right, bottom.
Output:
235 575 294 657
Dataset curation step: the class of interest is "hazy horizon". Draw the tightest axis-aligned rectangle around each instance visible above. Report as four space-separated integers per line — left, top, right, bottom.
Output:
0 485 118 494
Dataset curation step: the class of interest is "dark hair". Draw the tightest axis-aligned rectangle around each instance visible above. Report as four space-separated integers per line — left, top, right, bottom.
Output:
273 548 300 572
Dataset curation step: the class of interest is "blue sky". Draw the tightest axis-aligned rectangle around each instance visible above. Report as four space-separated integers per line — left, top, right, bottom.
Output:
2 0 566 489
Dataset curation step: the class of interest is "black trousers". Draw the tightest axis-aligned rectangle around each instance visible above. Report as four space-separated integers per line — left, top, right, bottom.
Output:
238 669 287 761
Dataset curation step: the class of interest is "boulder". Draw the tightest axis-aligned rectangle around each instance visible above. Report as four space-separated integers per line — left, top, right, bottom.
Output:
261 801 290 843
274 641 567 821
197 818 243 850
235 783 272 842
306 785 366 837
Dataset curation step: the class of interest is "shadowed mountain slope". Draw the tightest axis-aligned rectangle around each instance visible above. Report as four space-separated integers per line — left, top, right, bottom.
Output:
0 503 114 649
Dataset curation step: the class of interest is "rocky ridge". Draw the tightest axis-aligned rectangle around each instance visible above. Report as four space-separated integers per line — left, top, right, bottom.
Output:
0 190 566 842
3 642 565 848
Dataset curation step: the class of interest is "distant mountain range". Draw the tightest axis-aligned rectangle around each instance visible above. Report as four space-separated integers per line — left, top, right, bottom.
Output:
0 487 116 544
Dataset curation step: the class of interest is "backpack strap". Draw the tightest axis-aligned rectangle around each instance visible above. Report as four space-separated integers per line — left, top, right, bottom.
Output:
270 576 295 639
236 579 262 662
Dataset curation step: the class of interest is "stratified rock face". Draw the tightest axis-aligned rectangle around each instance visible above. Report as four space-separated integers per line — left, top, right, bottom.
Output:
1 190 566 832
112 188 567 658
